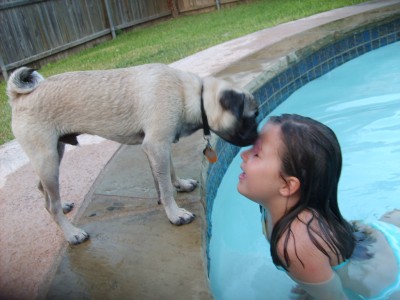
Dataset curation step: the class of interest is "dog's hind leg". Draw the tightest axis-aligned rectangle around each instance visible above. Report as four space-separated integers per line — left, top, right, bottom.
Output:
169 154 198 193
21 137 89 245
37 142 74 214
142 140 195 225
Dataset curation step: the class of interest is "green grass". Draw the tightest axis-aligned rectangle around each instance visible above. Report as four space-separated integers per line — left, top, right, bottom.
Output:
0 0 368 144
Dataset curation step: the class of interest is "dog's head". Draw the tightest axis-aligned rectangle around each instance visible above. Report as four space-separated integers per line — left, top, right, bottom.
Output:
203 78 259 147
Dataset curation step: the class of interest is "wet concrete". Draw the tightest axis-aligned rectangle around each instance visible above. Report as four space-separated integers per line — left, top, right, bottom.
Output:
41 132 211 299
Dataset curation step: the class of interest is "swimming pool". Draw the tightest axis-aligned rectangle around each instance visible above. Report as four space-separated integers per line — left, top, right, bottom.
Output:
209 41 400 299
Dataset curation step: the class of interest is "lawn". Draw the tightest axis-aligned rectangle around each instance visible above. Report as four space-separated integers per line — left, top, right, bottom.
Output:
0 0 368 144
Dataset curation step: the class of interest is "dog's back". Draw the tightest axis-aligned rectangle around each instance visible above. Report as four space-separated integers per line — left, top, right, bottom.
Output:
7 64 209 149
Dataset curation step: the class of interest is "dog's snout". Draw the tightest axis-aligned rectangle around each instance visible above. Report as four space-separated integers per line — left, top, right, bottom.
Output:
239 115 259 146
221 117 258 147
240 127 258 146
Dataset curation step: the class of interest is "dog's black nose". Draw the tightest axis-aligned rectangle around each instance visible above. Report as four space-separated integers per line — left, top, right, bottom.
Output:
225 124 258 147
235 132 258 147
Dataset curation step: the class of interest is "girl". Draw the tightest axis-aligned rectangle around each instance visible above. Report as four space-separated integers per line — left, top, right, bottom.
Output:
238 114 400 299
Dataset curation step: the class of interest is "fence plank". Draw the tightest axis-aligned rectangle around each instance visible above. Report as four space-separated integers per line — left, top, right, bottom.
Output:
4 29 111 70
104 0 116 39
0 53 8 80
176 0 215 13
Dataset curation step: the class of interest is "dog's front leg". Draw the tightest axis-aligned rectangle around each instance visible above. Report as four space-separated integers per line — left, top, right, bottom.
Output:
169 154 198 193
142 141 195 225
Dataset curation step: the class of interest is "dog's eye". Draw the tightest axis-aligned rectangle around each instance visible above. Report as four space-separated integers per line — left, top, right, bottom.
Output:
254 109 259 117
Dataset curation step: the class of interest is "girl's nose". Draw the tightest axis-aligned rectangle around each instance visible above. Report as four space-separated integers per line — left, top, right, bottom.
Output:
241 148 251 162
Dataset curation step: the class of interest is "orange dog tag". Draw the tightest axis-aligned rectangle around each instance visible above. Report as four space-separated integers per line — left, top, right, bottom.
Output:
203 146 218 163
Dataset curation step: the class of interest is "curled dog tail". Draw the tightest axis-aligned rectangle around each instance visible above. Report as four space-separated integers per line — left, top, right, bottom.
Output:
7 67 44 101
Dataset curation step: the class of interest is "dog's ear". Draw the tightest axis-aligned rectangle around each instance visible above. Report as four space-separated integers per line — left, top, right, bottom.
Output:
220 90 245 119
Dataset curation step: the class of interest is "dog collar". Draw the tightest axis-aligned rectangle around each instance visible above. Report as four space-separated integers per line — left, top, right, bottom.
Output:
200 84 211 137
200 84 218 163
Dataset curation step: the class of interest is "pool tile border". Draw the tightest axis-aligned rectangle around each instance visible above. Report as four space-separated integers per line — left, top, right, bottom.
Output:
205 16 400 273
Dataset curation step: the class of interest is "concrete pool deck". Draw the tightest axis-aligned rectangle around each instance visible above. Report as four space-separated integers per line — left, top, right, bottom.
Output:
1 1 400 299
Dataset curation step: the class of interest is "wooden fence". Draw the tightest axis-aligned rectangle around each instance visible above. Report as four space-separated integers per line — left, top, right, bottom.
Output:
0 0 242 80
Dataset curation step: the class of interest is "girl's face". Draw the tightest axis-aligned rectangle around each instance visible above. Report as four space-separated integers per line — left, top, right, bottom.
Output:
238 122 286 205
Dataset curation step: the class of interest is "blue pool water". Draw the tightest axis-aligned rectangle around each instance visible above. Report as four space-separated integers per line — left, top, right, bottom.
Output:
209 41 400 299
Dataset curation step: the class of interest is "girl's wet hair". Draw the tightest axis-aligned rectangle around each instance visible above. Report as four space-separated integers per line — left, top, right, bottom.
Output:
268 114 355 269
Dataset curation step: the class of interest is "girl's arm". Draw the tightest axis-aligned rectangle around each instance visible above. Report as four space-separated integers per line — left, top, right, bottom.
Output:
291 272 348 300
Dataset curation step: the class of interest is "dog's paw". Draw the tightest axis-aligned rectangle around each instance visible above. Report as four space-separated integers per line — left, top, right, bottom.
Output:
169 208 195 226
67 228 90 245
62 202 75 214
175 179 198 193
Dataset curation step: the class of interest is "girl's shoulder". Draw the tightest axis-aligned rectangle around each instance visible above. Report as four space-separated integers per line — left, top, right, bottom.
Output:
277 209 320 246
281 208 322 238
276 209 338 282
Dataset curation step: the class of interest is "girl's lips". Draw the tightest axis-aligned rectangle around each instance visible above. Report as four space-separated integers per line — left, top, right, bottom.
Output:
239 172 247 181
